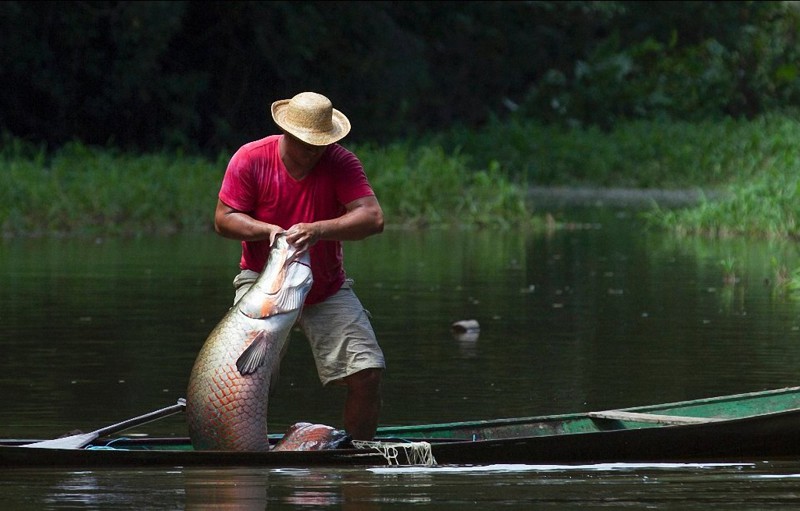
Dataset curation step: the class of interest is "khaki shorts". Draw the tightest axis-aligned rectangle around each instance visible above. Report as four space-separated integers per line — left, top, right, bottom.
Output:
233 270 386 386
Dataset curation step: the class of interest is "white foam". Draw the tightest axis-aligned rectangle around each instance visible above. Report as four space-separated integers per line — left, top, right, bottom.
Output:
367 461 754 474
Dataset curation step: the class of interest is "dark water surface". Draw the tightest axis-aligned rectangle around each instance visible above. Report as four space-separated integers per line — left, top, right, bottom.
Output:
3 207 800 509
3 461 800 510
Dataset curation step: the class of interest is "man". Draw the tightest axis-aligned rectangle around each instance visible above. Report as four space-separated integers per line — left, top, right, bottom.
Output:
214 91 385 440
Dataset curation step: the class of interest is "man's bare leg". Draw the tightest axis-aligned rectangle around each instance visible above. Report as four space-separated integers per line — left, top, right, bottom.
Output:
342 368 382 440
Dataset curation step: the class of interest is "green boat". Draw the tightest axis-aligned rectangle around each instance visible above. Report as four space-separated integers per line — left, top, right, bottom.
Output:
3 386 800 468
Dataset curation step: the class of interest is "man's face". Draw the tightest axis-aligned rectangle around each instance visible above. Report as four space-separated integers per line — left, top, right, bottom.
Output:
283 132 327 170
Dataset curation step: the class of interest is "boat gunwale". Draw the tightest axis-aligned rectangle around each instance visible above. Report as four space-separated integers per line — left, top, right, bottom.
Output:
4 407 800 467
4 386 800 467
377 385 800 434
4 385 800 445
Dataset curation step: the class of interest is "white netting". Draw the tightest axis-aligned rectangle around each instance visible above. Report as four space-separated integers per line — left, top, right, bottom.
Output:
351 440 437 466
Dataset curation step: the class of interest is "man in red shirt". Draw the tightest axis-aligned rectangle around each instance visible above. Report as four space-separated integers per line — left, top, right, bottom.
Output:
214 91 386 440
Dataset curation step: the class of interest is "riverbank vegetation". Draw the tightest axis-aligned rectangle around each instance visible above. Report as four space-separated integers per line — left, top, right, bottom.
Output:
2 2 799 240
0 134 534 237
2 111 799 238
437 112 800 240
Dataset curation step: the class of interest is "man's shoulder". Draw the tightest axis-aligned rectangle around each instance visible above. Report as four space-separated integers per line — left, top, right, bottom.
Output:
235 135 280 158
327 143 356 157
324 143 361 167
241 135 280 151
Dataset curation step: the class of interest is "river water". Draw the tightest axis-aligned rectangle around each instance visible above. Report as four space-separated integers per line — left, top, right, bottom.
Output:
3 206 800 509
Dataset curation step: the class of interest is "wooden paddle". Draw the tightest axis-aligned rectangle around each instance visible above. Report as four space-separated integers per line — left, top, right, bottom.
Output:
22 398 186 449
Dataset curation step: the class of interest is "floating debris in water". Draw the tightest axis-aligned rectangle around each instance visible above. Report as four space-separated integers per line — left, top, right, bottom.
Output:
451 319 480 343
451 319 480 334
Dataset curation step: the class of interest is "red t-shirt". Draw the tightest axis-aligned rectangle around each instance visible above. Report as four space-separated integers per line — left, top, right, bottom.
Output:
218 135 375 305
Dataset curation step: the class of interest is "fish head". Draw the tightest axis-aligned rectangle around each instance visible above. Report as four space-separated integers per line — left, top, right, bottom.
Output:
258 235 310 291
238 236 313 320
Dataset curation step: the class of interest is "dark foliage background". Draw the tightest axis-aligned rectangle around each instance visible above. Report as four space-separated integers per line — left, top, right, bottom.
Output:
1 1 798 155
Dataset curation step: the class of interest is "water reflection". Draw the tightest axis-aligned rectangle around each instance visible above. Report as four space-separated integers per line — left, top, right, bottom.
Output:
184 468 385 510
3 208 800 437
5 209 800 509
185 469 269 510
6 461 800 510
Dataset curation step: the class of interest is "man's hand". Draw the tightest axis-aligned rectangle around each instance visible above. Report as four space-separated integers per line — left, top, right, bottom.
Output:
268 228 284 247
282 196 384 253
284 223 320 254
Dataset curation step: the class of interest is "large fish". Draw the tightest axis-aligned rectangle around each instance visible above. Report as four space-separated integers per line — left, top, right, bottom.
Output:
186 234 312 451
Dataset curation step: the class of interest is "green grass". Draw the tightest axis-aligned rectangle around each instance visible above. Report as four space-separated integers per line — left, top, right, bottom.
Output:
436 113 800 188
0 137 534 237
2 112 800 239
353 142 531 229
0 140 224 237
439 112 800 241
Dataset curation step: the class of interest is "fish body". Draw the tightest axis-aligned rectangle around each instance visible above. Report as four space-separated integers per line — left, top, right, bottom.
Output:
186 235 312 451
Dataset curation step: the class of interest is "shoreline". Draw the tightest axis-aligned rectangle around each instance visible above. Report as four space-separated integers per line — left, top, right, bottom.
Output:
527 186 722 209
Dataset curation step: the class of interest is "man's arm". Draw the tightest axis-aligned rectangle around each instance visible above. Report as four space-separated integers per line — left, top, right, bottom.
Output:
214 199 283 244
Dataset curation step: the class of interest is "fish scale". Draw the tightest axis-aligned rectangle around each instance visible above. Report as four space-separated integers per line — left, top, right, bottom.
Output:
186 235 312 451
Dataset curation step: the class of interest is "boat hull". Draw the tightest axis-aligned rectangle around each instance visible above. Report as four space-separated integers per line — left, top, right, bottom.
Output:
5 387 800 468
431 408 800 465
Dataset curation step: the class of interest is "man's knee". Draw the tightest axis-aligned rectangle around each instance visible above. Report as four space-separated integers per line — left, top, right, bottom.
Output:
344 368 382 393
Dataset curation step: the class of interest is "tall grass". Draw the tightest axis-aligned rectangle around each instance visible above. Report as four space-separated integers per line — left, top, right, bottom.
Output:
630 114 800 240
2 112 799 238
437 113 800 188
353 142 531 229
0 138 534 237
0 140 224 237
440 112 800 242
645 168 800 239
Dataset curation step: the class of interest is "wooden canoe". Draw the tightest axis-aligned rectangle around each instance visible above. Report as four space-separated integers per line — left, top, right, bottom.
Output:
3 386 800 468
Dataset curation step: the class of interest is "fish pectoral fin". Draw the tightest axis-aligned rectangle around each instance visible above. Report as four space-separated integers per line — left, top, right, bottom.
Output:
236 331 273 376
270 281 311 313
241 277 311 320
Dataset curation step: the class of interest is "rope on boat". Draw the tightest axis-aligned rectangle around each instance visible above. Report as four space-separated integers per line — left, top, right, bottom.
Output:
81 437 437 465
351 440 437 466
86 437 133 450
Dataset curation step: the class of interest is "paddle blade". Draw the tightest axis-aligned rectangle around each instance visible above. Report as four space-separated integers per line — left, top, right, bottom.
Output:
21 432 99 450
22 398 186 450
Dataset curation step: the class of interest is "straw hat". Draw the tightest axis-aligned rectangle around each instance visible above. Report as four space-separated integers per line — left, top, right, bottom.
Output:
271 92 351 146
